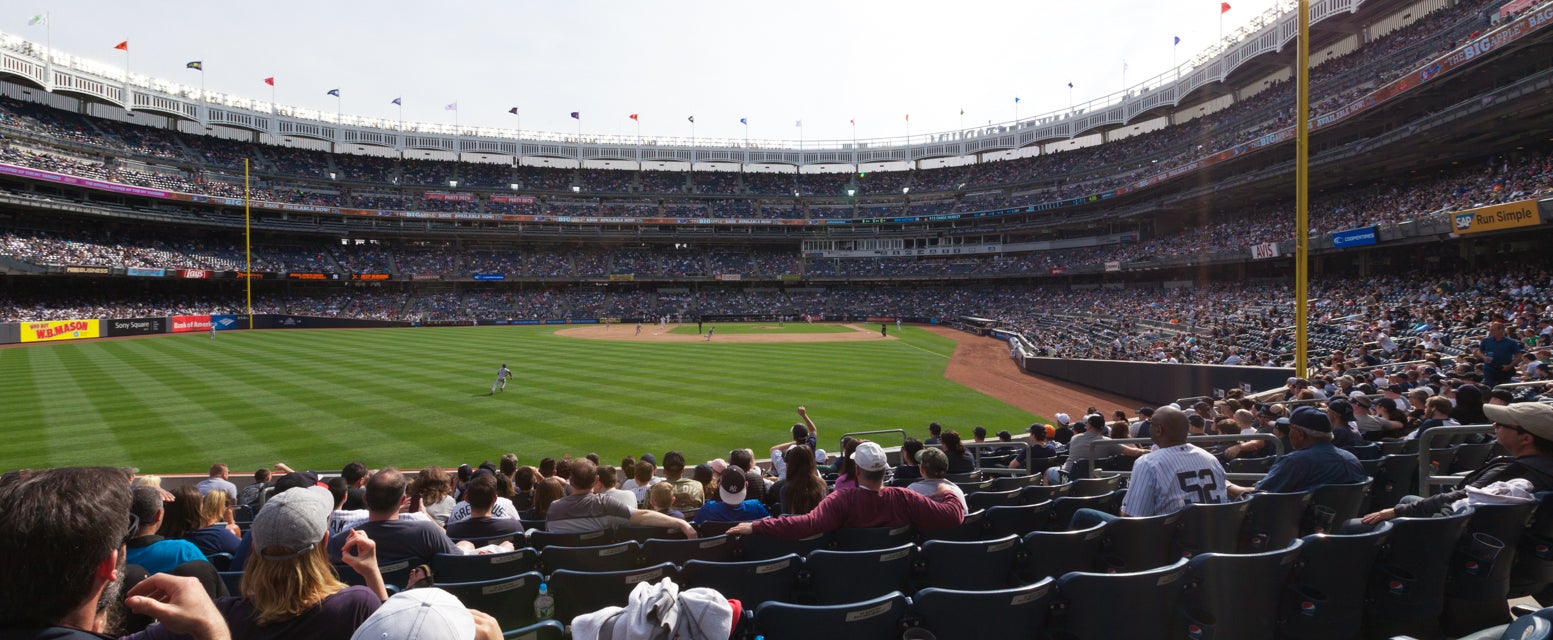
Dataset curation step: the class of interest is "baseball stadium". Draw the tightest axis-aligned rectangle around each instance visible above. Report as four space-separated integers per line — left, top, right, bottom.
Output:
4 0 1553 637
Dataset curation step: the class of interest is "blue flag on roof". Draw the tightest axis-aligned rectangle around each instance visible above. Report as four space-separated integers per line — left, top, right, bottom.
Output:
740 117 747 125
327 88 340 97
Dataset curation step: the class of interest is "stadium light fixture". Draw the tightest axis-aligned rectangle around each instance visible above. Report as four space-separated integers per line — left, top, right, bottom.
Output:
510 183 520 190
846 188 856 197
448 180 459 188
571 186 581 193
902 187 910 194
328 172 336 180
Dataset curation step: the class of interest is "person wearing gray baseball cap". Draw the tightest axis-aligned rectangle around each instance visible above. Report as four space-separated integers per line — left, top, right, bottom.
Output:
219 486 389 638
1362 402 1553 524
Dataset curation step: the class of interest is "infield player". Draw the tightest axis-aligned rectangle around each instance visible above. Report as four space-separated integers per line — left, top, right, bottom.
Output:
490 363 513 394
705 327 715 342
635 322 642 336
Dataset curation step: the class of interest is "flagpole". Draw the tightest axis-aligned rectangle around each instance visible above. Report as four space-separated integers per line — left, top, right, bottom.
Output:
244 158 253 330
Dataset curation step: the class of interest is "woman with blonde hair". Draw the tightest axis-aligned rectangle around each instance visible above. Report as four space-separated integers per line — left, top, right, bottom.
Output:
226 486 387 636
177 488 242 557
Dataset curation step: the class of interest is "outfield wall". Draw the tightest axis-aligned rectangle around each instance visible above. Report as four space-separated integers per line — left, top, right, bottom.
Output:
0 314 412 344
1020 356 1295 406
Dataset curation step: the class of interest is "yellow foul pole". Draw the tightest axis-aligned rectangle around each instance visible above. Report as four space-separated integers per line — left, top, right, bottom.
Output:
245 158 253 329
1295 0 1311 375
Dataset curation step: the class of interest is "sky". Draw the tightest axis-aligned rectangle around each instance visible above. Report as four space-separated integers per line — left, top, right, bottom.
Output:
3 0 1283 146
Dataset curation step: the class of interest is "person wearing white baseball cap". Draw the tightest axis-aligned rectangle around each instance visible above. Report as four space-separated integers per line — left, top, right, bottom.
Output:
1362 401 1553 525
727 441 964 539
349 588 501 640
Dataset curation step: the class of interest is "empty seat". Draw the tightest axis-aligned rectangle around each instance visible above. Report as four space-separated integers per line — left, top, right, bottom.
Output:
1511 494 1553 601
1051 558 1189 640
1100 512 1183 572
539 540 641 574
1019 483 1072 504
615 524 689 543
1177 500 1250 557
740 532 833 560
1176 540 1302 639
1241 491 1312 552
910 579 1055 640
920 535 1022 590
805 544 919 604
1049 492 1121 531
437 571 543 632
526 528 612 550
966 488 1023 511
1280 521 1393 640
1369 454 1420 510
984 501 1055 539
640 535 737 566
990 474 1041 492
431 547 538 584
919 509 987 542
1446 501 1540 635
1305 479 1372 535
680 553 802 606
1070 474 1123 497
547 562 679 624
755 591 909 640
1363 510 1472 640
833 525 916 551
1022 524 1106 582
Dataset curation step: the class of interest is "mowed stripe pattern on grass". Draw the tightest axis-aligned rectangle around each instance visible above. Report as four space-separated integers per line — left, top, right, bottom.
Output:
0 325 1034 473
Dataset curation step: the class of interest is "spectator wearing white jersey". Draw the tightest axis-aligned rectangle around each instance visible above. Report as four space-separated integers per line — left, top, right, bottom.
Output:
1070 406 1228 528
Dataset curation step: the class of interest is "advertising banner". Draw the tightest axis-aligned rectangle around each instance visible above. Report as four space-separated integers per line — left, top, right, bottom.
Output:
351 273 392 281
609 274 635 282
64 265 112 275
1331 227 1378 249
1048 267 1067 275
1451 199 1542 235
234 271 267 279
287 272 338 280
410 274 441 281
1104 261 1121 272
211 315 248 331
21 319 100 343
1251 242 1282 259
176 269 213 279
490 195 537 204
472 273 506 281
170 315 213 333
715 274 743 281
126 267 166 277
106 317 166 336
424 192 475 202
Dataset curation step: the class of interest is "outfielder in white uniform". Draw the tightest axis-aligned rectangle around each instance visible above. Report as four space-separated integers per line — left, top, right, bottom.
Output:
491 364 513 394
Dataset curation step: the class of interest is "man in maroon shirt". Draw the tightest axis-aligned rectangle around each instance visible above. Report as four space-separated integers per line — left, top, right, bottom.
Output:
728 442 963 538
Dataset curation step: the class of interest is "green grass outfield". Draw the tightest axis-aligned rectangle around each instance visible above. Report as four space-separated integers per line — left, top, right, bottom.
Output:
0 324 1039 473
666 322 852 335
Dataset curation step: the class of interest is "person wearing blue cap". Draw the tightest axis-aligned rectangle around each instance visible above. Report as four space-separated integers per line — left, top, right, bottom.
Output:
1227 405 1367 498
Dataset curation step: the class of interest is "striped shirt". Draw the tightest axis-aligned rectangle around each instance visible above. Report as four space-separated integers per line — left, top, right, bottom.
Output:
1122 444 1228 517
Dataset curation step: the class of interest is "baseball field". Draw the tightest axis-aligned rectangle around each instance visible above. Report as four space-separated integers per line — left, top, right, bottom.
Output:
0 323 1040 473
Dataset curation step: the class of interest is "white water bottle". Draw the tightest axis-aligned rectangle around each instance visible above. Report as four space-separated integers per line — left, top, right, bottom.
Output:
534 582 555 620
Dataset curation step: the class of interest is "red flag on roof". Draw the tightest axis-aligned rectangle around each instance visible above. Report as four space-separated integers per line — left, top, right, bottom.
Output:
263 77 275 86
629 114 638 121
114 41 128 51
1220 2 1231 13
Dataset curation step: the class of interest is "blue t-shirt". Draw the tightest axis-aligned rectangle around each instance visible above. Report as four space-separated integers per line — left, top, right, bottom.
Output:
125 537 206 575
691 499 771 524
1481 336 1523 380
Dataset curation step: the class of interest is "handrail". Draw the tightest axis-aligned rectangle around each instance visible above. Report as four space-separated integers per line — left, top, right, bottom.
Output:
1068 433 1285 482
837 429 909 451
1416 424 1496 497
960 440 1033 478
